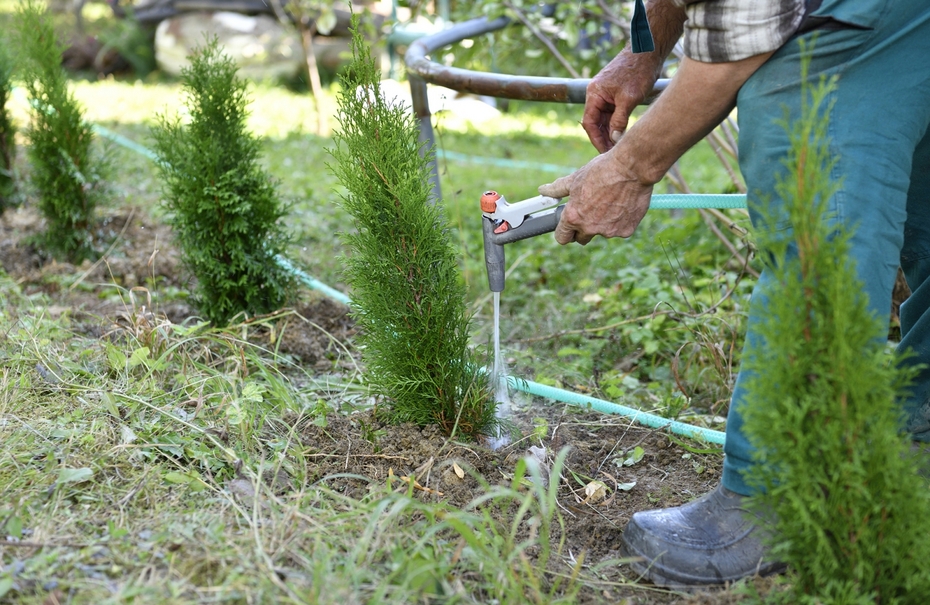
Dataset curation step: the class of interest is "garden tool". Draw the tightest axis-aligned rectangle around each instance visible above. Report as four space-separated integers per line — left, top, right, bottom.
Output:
480 190 565 292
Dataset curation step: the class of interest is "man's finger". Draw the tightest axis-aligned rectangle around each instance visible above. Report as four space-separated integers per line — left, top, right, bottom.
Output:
554 219 576 246
582 104 611 153
575 233 593 246
538 173 574 198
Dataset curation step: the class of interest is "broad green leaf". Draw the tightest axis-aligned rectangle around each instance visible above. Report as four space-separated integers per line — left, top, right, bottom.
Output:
240 382 264 403
163 471 194 484
101 391 120 417
128 347 150 369
0 576 13 599
163 471 206 492
106 343 127 370
4 515 22 539
58 467 93 484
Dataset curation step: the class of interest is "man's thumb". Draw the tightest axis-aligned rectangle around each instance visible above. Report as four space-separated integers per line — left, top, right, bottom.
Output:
609 114 630 143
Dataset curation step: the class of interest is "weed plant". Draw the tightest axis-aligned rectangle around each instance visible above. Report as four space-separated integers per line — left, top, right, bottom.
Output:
742 48 930 603
329 18 496 439
0 37 15 212
151 39 295 325
13 0 104 260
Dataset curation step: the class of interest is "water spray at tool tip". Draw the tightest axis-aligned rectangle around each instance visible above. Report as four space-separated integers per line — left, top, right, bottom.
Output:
481 187 568 449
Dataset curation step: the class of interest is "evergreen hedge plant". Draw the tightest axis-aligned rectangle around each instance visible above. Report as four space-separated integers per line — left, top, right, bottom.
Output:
742 49 930 603
14 0 104 259
329 18 497 439
0 38 16 213
151 39 295 325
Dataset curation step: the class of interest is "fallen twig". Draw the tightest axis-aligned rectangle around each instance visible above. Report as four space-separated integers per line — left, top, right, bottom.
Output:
388 468 444 497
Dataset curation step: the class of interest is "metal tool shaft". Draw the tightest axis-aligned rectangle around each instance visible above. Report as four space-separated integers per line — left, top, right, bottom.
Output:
483 205 564 292
490 206 564 246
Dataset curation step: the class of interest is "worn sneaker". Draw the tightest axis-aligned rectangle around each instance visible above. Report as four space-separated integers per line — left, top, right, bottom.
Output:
620 484 785 587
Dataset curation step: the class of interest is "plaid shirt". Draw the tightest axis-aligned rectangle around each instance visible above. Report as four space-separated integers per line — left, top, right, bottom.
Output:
678 0 806 62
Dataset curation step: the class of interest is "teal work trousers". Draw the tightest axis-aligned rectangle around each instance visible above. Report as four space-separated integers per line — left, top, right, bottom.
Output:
722 4 930 495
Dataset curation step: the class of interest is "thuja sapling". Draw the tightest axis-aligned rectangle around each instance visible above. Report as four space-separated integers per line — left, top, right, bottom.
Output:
741 47 930 602
13 0 105 260
151 39 295 325
329 17 497 439
0 38 15 212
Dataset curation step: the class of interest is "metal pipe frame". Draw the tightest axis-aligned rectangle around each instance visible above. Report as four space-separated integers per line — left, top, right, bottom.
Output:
404 13 670 199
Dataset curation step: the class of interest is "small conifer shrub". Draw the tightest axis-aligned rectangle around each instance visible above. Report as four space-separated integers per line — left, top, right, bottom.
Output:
329 18 497 439
742 48 930 603
0 38 16 213
151 39 295 325
14 0 104 259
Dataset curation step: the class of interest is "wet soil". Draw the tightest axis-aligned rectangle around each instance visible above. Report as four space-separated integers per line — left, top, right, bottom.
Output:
0 204 774 604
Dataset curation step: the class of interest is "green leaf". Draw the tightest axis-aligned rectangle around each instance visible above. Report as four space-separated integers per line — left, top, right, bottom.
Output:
316 8 337 35
101 391 120 417
4 515 22 539
163 471 206 492
58 467 93 484
106 343 127 370
163 471 192 484
556 346 588 359
0 576 13 599
240 382 264 403
128 347 150 369
622 446 645 467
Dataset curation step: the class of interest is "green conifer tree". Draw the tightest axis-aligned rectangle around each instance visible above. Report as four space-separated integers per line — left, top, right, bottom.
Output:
14 0 104 259
328 17 497 439
151 39 295 325
0 38 16 213
742 47 930 603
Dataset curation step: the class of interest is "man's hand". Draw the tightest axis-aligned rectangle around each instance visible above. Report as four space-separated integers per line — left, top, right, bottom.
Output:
538 150 653 245
543 52 774 246
583 1 688 153
583 51 663 154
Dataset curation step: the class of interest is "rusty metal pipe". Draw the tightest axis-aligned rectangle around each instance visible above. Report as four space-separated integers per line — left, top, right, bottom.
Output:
404 14 669 199
405 15 593 103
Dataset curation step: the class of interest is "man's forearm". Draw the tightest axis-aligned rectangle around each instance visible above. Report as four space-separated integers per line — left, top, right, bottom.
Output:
618 53 774 185
643 0 687 61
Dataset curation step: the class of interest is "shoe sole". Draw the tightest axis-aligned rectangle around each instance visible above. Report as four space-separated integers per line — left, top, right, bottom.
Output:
620 537 787 589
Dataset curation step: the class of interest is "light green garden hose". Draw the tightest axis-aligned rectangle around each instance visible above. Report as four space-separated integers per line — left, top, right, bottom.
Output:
93 123 730 446
650 193 746 210
510 377 726 445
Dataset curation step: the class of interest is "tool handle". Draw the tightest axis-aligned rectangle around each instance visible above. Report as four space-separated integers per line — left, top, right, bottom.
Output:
490 205 565 245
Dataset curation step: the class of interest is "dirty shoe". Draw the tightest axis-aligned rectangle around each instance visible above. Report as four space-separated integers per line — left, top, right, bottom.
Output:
620 484 785 587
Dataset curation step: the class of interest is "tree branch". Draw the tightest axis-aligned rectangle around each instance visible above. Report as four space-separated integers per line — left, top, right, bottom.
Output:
503 1 581 79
